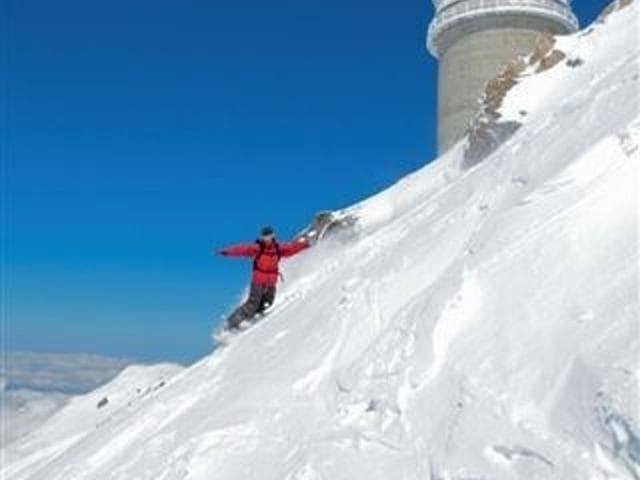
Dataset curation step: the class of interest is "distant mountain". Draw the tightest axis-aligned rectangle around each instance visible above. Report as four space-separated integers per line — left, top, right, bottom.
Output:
1 352 133 446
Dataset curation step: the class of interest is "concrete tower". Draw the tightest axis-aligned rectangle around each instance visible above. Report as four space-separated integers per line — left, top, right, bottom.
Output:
428 0 578 153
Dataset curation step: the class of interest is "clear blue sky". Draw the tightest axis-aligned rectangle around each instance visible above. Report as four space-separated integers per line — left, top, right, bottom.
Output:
5 0 606 363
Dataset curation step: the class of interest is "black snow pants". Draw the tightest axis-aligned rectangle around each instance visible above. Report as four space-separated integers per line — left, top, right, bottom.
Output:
226 283 276 329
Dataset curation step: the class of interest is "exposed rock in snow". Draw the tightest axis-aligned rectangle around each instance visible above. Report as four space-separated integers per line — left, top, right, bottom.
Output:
2 2 638 479
464 0 637 168
2 363 183 476
0 352 133 447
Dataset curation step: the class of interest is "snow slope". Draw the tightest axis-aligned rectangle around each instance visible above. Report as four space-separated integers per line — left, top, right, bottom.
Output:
2 2 639 479
1 352 133 446
2 364 183 477
1 388 69 448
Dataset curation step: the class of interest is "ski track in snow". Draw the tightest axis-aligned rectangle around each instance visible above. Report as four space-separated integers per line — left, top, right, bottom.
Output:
2 3 639 480
413 269 484 391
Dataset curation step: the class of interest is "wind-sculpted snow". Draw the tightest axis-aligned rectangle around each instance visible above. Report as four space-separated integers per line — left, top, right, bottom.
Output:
2 2 639 479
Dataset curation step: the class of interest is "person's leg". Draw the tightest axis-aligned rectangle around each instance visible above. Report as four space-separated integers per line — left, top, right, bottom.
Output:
226 284 264 329
257 286 276 314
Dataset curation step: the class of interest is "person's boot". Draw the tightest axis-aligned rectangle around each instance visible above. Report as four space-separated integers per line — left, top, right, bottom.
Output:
226 311 244 331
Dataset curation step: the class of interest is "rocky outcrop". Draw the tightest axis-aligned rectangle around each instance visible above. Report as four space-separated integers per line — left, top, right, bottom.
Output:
463 32 570 168
463 0 636 169
530 32 567 72
296 210 358 245
463 33 582 168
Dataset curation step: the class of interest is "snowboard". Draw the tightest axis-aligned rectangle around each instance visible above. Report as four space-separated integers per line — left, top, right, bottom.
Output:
213 311 270 348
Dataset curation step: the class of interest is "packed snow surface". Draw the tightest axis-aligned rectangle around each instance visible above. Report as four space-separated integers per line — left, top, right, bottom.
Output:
2 3 639 479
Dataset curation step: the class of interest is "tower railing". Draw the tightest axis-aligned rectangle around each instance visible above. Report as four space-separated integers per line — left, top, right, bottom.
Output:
428 0 579 55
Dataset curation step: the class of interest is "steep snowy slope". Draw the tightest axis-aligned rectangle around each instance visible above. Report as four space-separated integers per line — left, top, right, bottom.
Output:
3 2 639 479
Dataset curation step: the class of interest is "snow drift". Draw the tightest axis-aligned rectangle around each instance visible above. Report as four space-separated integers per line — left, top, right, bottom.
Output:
2 2 639 479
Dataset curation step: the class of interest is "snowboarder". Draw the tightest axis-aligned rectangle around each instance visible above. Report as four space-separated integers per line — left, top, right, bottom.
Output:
216 226 310 330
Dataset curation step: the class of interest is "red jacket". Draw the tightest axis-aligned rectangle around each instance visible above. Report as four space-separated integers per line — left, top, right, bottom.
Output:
220 239 310 287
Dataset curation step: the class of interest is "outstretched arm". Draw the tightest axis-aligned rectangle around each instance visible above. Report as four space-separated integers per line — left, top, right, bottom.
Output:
279 238 310 258
217 244 260 258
